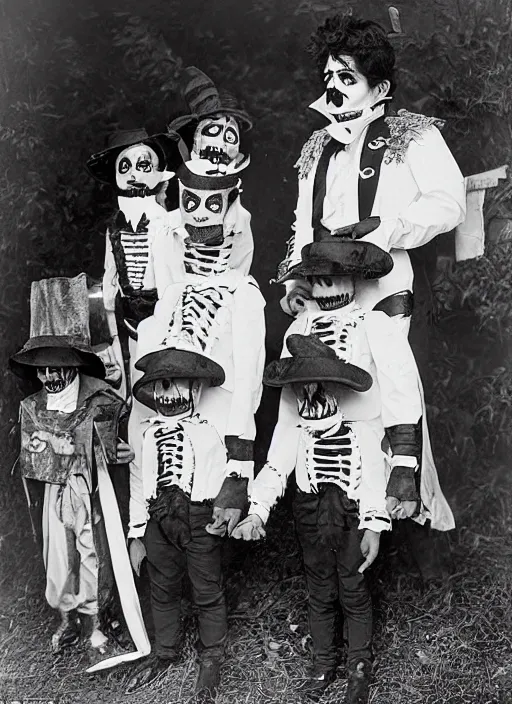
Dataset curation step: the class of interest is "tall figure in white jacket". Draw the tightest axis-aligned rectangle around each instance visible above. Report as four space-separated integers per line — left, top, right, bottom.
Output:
277 14 466 326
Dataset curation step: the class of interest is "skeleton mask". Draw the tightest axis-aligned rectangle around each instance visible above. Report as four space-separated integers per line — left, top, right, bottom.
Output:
153 378 201 418
37 367 78 394
293 381 339 421
115 144 164 197
191 115 240 176
179 182 238 245
309 275 355 311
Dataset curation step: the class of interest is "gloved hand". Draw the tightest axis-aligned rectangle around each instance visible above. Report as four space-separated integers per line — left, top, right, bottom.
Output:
385 496 418 519
205 506 242 537
386 464 419 519
231 514 266 541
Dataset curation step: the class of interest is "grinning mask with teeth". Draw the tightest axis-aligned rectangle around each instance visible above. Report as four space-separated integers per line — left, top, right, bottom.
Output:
37 367 78 394
191 115 240 176
309 275 355 311
293 381 339 421
115 144 164 197
153 378 201 419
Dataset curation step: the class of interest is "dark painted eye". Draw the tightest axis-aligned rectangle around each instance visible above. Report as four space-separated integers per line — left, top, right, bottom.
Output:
205 194 223 213
320 276 333 287
118 157 131 174
224 126 239 145
136 158 153 173
339 72 357 86
202 123 223 137
182 189 201 212
162 379 171 391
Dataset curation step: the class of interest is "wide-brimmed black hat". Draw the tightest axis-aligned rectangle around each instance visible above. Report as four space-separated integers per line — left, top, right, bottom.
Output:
86 128 182 185
10 274 105 380
133 347 225 411
277 217 393 284
263 334 372 392
168 67 252 136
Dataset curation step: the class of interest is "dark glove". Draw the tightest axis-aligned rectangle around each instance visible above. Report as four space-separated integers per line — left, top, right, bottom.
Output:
148 486 191 550
386 466 419 502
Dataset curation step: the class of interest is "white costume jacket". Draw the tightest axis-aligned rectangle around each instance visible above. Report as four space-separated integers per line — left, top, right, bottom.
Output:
250 301 454 531
280 110 466 314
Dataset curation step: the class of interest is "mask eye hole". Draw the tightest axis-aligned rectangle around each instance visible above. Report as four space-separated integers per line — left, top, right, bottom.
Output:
224 127 239 145
339 72 357 86
320 276 333 287
205 194 223 213
202 123 223 137
161 379 171 391
118 157 131 174
182 189 201 212
136 157 153 173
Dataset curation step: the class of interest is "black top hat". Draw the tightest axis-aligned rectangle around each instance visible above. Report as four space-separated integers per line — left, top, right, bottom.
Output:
168 67 252 136
133 347 225 412
9 275 105 380
177 162 240 191
263 334 372 392
86 128 182 185
277 217 394 284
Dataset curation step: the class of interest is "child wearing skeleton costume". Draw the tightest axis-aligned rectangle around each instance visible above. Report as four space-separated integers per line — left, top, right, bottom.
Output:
86 128 182 397
9 274 150 671
234 236 442 703
124 342 258 699
277 15 465 327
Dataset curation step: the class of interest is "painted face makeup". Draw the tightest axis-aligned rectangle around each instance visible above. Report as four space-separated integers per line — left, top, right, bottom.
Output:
36 367 78 394
115 144 162 195
192 115 240 175
179 183 235 244
293 381 339 421
309 275 355 311
323 55 380 119
153 378 200 418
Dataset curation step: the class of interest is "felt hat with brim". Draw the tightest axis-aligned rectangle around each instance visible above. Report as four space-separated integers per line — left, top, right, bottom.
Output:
9 337 105 380
168 66 252 136
86 128 181 185
9 274 106 380
263 334 372 392
277 217 393 284
177 162 240 191
133 347 225 411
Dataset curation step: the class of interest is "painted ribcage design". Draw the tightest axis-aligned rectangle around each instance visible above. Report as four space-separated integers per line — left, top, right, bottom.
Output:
120 230 149 289
302 421 362 495
184 232 234 276
310 313 360 362
162 284 231 353
154 423 194 494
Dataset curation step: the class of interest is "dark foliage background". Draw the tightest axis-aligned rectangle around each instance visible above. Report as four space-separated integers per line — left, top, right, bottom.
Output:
1 0 512 702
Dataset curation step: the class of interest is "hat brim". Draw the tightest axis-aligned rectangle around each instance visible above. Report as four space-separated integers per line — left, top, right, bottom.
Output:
86 132 181 185
277 240 393 284
133 348 225 411
263 356 373 392
9 336 105 380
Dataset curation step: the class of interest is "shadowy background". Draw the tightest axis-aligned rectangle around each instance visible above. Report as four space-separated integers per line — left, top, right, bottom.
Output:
1 0 512 702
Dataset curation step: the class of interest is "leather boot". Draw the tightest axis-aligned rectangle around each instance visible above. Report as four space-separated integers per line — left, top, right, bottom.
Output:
297 664 336 701
344 660 372 704
125 651 180 693
194 655 223 703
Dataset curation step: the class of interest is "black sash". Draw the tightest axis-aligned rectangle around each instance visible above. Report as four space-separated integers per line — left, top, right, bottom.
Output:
312 116 390 239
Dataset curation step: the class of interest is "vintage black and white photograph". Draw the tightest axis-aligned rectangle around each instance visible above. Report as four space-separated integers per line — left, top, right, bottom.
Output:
0 0 511 702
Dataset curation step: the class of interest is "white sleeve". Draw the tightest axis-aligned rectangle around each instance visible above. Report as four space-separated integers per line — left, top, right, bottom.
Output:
249 385 301 523
363 127 466 251
225 281 266 441
365 313 422 428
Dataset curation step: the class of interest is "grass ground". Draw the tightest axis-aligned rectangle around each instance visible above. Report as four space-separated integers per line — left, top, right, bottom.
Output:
1 455 511 704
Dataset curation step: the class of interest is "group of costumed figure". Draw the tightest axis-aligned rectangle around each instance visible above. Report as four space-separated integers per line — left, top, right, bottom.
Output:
10 15 466 704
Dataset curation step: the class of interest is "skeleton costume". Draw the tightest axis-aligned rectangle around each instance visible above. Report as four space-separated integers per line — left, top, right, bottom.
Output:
86 128 182 397
277 24 465 326
129 160 265 541
9 274 150 672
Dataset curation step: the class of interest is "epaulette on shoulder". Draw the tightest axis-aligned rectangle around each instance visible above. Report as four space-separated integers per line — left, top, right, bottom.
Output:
294 129 331 180
384 109 445 164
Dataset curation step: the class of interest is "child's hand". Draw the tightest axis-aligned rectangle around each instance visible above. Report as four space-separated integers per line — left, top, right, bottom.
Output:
232 514 266 541
358 529 380 573
129 537 146 576
116 439 134 464
386 496 417 519
206 507 242 537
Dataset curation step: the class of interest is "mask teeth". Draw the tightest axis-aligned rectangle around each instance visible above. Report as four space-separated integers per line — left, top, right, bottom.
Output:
316 293 352 311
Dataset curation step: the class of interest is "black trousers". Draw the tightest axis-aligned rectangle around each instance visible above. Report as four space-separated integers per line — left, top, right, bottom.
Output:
145 503 227 659
293 491 373 670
